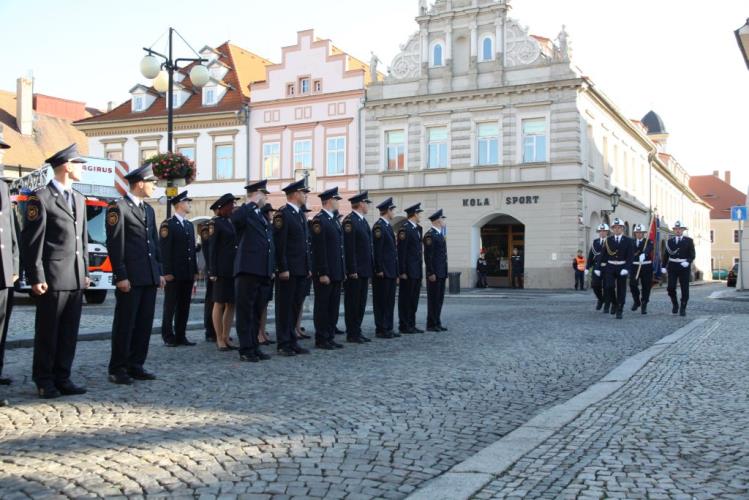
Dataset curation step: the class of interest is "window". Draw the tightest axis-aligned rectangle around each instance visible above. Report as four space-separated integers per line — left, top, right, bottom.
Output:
214 144 234 180
386 130 406 171
287 84 295 97
427 127 448 169
140 148 158 161
133 96 144 112
106 151 123 161
477 123 499 166
710 230 715 244
326 137 346 175
299 78 310 94
168 92 180 108
293 140 312 170
177 146 195 161
313 80 322 92
432 43 443 67
481 37 493 61
203 87 216 106
522 118 547 163
262 142 280 179
734 230 741 244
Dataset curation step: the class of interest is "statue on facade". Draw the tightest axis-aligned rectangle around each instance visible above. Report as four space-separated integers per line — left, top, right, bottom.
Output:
556 25 571 61
370 52 381 81
419 0 428 16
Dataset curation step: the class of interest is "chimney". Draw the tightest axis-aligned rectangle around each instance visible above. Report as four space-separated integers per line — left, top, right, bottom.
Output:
107 101 114 112
713 170 719 177
725 171 731 186
16 76 33 136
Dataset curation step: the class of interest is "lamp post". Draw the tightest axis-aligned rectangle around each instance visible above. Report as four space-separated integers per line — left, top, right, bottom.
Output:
140 27 209 217
599 187 621 221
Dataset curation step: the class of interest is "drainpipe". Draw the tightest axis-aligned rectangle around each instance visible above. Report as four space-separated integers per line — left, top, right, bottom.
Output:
358 94 366 193
243 103 251 185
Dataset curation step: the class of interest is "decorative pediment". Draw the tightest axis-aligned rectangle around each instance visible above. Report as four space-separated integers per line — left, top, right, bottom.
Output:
505 18 542 67
387 32 422 81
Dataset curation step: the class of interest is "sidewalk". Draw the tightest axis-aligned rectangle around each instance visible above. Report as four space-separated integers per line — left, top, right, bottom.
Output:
409 315 749 500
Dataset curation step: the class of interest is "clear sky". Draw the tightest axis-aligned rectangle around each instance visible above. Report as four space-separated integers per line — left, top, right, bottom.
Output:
2 0 747 193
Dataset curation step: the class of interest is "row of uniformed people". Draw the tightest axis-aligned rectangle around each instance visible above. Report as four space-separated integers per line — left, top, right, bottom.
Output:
586 217 696 319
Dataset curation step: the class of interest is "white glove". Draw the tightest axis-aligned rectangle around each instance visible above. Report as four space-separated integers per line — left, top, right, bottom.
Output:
639 254 645 263
681 261 689 268
661 268 667 274
620 269 629 276
584 269 589 276
594 270 601 277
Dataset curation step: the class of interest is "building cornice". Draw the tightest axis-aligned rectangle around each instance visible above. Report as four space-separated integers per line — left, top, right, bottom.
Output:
76 112 244 137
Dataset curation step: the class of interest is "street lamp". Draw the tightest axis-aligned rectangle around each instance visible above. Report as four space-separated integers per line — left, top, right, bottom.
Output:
600 187 621 220
735 18 749 70
139 27 208 217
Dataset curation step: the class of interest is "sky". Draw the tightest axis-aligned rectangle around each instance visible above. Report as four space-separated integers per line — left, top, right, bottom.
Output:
2 0 748 192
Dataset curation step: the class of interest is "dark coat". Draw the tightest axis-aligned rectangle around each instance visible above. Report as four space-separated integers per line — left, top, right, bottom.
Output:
311 210 345 282
343 212 373 278
207 216 237 278
105 196 162 287
397 221 423 279
373 218 398 279
586 238 606 271
159 215 197 281
0 181 19 289
601 235 634 273
273 204 310 277
423 227 447 279
662 236 696 269
232 202 274 278
22 182 88 291
631 238 655 263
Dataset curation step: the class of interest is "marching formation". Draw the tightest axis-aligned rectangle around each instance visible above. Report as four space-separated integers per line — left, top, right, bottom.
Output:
585 217 695 319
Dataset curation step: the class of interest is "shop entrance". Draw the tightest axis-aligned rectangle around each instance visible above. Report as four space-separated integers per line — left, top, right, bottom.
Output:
480 214 525 288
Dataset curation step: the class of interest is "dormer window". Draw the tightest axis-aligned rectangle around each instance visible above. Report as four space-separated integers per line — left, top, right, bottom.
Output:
287 83 296 97
132 96 144 112
167 92 181 109
313 79 322 92
203 86 216 106
299 78 310 95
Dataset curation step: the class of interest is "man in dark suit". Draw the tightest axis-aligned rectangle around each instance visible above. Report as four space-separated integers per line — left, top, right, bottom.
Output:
424 209 448 332
106 163 165 385
661 221 696 316
159 191 198 347
397 203 424 334
629 224 654 314
601 218 634 320
372 198 399 339
200 206 218 342
0 138 19 397
342 191 373 344
311 187 345 350
273 179 312 357
22 144 89 398
587 224 610 311
231 181 274 362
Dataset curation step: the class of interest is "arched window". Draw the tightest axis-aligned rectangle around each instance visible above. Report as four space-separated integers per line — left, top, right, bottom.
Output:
481 37 494 61
432 43 443 67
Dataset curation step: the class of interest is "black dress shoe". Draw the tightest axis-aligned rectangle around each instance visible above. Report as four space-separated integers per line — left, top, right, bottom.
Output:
413 328 425 333
255 350 271 361
595 300 603 311
641 303 648 315
292 345 310 355
615 310 623 319
240 353 259 362
316 342 335 350
679 305 687 317
218 346 233 352
297 332 311 340
164 340 179 347
109 373 133 385
360 335 372 342
55 381 87 396
672 303 679 314
631 302 641 312
277 347 297 357
603 305 610 314
330 341 344 349
375 332 394 339
177 339 196 346
37 386 61 399
401 329 416 334
391 331 401 338
346 336 365 344
610 306 617 315
439 326 448 331
335 328 345 335
426 327 441 332
0 377 11 385
129 370 157 381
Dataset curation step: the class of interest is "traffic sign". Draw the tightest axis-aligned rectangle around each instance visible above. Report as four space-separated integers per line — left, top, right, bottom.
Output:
731 206 747 221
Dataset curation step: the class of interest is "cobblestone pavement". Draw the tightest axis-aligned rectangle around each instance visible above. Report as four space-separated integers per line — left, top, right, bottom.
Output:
0 284 742 499
473 314 749 500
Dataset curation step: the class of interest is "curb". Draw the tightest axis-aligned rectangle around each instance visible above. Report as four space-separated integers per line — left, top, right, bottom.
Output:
406 316 710 500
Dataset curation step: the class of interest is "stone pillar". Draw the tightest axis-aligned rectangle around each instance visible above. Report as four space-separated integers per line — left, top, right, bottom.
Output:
445 26 453 64
470 22 478 58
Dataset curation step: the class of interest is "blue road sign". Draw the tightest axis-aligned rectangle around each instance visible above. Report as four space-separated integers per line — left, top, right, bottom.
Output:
731 206 748 222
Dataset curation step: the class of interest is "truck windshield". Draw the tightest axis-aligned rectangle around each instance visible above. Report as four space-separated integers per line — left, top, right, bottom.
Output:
87 204 107 245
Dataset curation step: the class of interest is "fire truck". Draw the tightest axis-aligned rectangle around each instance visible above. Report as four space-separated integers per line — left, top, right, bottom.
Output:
11 157 129 304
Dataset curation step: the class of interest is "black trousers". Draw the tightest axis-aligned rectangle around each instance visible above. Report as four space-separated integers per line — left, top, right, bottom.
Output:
32 290 83 387
605 266 628 308
373 277 396 333
0 288 12 376
235 274 268 356
426 277 446 328
476 272 487 288
275 276 307 349
398 277 421 331
511 273 524 288
667 265 690 305
574 270 585 290
161 280 193 343
314 279 342 343
204 279 216 340
109 286 157 376
591 270 604 303
344 277 368 337
630 265 653 305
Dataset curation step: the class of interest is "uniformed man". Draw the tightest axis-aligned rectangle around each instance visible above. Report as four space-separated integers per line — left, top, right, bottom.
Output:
424 209 448 332
372 198 399 339
630 224 654 314
661 221 695 316
601 218 633 319
587 223 609 311
342 191 373 344
208 193 239 351
200 205 219 342
106 163 164 385
311 187 345 350
231 181 274 362
273 179 312 357
22 144 89 398
398 203 424 334
0 137 19 394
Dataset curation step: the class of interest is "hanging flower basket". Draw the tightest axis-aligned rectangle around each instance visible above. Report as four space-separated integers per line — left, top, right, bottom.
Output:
147 152 196 186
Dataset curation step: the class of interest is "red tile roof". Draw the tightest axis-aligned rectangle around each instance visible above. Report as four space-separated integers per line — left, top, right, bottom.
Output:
689 174 746 219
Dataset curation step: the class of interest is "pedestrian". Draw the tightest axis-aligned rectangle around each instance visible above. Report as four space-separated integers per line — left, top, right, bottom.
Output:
372 198 399 339
343 191 373 344
272 179 312 357
476 249 488 288
231 180 274 362
311 187 345 350
207 193 240 351
106 163 164 385
587 224 609 310
573 250 586 290
511 247 524 288
661 221 695 316
424 209 448 332
200 208 218 343
0 137 19 397
630 224 654 314
159 191 198 347
601 218 633 319
21 144 89 399
257 203 277 347
397 203 424 334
